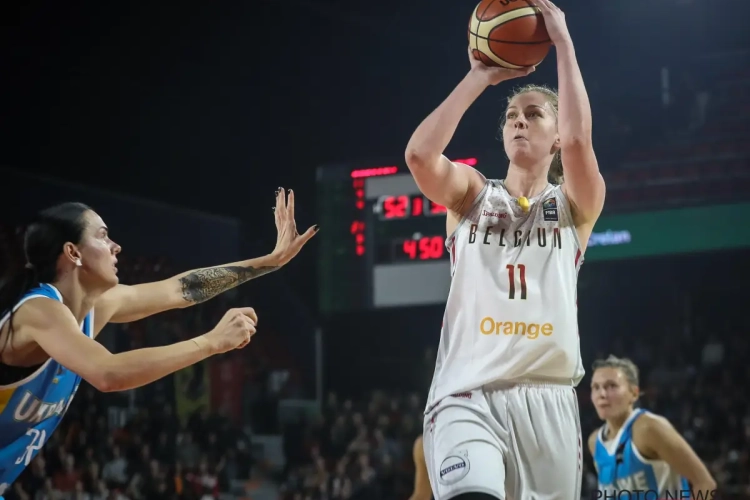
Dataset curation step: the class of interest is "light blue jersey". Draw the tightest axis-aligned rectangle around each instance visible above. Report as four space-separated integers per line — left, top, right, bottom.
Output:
594 409 689 499
0 284 92 497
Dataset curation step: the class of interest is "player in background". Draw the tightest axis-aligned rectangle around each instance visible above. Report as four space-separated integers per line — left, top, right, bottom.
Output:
0 188 316 497
405 1 604 499
589 355 717 499
409 435 434 500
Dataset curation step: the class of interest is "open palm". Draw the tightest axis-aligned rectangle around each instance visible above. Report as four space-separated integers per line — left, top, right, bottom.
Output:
272 188 318 266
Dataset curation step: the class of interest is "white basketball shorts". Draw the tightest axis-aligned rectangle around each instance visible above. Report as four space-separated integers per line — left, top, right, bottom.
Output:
423 380 582 500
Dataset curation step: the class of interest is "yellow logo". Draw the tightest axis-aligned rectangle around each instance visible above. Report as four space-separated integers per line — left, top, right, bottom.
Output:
479 317 553 339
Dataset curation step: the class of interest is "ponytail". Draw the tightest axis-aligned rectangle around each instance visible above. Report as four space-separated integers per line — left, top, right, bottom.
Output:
0 260 40 356
548 150 564 185
0 266 39 316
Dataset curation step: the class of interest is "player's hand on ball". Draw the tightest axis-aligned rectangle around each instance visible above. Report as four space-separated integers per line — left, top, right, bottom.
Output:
271 188 318 266
467 46 535 87
206 307 257 353
532 0 571 46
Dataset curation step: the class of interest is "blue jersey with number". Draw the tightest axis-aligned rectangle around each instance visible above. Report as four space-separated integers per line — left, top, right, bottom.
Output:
594 409 689 499
0 284 92 496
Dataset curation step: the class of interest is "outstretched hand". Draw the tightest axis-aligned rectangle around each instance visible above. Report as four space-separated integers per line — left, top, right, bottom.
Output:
271 188 318 266
467 46 535 87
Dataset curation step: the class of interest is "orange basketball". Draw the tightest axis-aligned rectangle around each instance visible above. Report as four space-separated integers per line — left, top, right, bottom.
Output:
468 0 551 69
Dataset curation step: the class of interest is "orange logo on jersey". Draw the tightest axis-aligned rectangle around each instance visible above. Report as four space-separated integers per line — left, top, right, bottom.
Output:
479 317 553 339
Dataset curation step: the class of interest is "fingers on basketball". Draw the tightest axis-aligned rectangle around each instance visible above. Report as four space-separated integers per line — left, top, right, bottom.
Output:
535 0 561 14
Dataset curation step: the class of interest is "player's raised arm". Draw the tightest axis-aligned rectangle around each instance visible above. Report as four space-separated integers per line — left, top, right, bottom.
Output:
19 298 256 392
404 48 533 214
534 0 605 225
94 188 317 330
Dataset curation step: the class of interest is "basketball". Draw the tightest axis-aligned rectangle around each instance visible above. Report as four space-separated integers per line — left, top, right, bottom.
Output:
468 0 551 69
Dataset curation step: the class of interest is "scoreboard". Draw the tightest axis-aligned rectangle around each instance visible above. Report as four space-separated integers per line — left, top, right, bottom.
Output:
316 153 502 314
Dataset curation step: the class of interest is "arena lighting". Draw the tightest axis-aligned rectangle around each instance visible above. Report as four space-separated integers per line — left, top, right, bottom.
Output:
350 157 479 178
453 157 478 166
351 166 398 178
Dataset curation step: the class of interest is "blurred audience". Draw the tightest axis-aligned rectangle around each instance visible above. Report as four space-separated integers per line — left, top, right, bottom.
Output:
279 392 423 500
6 385 252 500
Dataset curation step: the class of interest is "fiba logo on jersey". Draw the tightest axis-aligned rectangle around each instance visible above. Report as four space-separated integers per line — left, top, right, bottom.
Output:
543 197 558 222
438 451 470 485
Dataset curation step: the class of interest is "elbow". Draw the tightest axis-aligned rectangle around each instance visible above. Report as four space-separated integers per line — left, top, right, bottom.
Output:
405 147 436 173
91 373 118 393
405 147 424 170
91 365 126 393
698 478 717 492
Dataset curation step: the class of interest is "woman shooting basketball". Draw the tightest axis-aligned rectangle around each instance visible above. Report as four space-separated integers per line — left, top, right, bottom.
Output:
0 189 316 496
405 1 604 499
589 356 716 498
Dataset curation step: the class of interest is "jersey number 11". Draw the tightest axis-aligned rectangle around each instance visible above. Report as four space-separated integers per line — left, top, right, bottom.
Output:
506 264 527 300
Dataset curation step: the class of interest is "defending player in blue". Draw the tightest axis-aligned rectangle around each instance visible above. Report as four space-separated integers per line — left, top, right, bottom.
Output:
588 355 717 499
0 189 316 497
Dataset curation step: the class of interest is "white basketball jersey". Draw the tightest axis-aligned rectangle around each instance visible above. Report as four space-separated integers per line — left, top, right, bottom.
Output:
426 179 585 407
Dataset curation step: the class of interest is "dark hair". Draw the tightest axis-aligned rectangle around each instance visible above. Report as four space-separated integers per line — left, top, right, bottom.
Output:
0 202 91 338
498 84 563 185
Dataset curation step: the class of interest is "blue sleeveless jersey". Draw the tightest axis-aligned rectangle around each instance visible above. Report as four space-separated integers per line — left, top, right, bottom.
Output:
594 409 689 499
0 284 92 496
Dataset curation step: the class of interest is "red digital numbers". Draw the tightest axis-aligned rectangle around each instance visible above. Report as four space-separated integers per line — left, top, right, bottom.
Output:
428 200 447 216
402 239 418 259
401 236 444 260
419 236 444 259
412 196 424 217
383 195 410 219
380 195 448 220
352 179 366 256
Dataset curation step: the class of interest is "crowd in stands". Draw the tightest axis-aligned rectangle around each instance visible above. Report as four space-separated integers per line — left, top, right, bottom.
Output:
279 392 423 500
6 386 253 500
604 67 750 211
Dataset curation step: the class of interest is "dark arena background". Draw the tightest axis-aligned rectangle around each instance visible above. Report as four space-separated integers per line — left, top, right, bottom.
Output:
1 0 749 499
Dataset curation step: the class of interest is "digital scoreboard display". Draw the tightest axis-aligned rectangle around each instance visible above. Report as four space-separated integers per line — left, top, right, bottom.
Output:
316 156 489 314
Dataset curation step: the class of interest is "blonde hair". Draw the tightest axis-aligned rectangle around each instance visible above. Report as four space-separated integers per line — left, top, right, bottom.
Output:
499 84 563 185
592 355 640 388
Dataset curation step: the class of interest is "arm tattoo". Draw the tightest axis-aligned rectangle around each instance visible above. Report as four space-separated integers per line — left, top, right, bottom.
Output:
178 265 279 304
